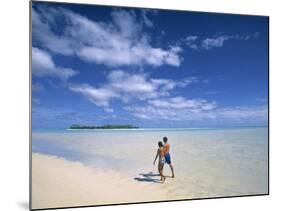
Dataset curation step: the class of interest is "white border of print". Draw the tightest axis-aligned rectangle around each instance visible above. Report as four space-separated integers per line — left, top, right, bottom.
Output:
1 1 280 211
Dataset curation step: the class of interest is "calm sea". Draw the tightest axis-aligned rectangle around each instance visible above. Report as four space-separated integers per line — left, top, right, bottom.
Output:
32 127 268 198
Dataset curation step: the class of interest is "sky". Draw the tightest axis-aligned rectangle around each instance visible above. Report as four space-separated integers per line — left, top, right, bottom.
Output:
31 1 269 129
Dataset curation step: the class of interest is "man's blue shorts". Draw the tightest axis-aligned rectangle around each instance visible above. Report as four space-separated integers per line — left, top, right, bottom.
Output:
165 153 171 164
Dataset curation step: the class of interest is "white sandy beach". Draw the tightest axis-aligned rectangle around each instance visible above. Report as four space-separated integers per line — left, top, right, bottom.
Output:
32 153 171 209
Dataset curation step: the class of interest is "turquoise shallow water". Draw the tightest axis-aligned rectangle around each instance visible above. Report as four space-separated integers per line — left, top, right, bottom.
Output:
32 127 268 198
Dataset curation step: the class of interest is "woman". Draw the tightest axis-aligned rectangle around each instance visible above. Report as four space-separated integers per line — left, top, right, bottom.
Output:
153 141 166 183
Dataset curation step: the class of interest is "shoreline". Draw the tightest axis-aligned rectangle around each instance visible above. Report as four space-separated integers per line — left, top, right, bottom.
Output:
33 126 268 133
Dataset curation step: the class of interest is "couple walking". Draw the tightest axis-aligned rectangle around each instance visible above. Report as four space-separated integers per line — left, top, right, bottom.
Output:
153 137 175 183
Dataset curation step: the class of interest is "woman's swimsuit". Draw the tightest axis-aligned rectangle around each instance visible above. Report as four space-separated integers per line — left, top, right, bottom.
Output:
159 156 165 164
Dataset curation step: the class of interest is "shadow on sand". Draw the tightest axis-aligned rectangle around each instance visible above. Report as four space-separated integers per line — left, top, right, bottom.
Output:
134 172 162 183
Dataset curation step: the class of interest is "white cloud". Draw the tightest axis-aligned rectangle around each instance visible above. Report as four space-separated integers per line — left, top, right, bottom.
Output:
216 106 268 120
178 77 199 87
32 47 77 80
32 6 183 68
111 9 141 39
179 33 258 50
32 8 75 55
141 10 154 28
184 35 199 50
201 34 258 50
148 97 217 110
107 70 156 95
69 84 117 107
201 36 229 50
68 70 198 110
126 100 268 123
107 70 198 100
185 36 198 41
104 107 114 113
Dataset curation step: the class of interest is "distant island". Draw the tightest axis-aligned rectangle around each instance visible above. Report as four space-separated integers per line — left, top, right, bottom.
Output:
69 124 139 129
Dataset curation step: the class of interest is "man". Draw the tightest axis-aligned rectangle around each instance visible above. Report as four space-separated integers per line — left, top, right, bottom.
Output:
163 137 175 178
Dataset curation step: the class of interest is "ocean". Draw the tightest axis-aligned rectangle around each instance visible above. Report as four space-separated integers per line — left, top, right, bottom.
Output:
32 127 268 199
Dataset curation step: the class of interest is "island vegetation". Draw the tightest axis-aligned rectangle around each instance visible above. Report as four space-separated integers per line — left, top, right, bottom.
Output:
69 124 139 129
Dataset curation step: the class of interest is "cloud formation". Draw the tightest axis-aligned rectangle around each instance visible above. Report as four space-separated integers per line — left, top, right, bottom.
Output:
181 33 258 50
31 4 267 127
32 6 183 68
32 47 77 80
201 34 258 50
69 84 118 107
69 70 199 110
125 96 217 120
148 97 217 110
126 101 267 123
184 36 199 50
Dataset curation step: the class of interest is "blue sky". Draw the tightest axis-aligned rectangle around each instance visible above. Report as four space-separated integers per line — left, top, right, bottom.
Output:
32 2 268 129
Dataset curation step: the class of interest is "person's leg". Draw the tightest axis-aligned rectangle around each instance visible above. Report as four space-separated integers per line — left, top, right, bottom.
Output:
169 164 175 178
166 154 175 178
158 162 163 181
159 163 165 183
158 163 161 178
